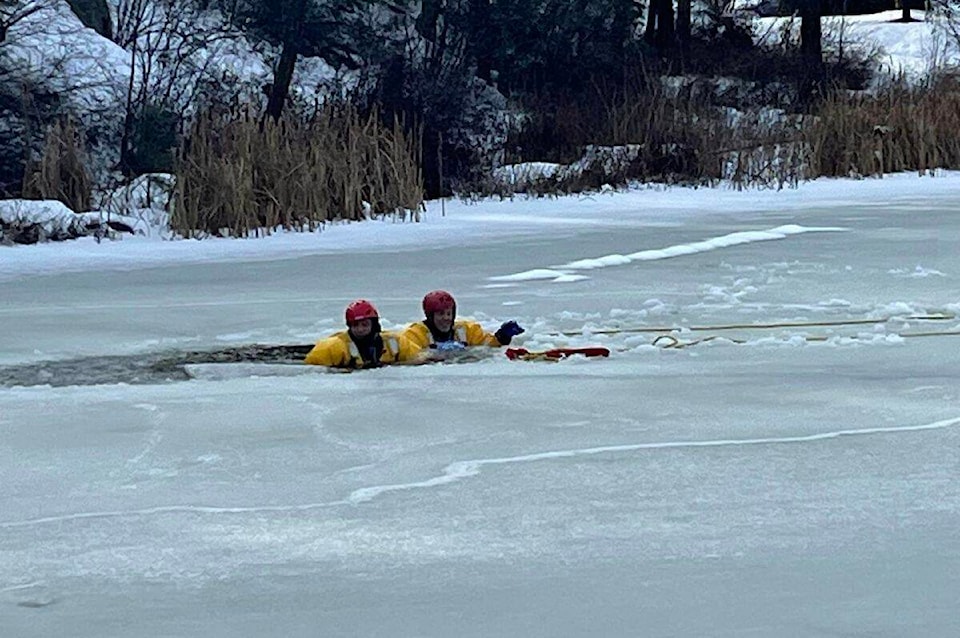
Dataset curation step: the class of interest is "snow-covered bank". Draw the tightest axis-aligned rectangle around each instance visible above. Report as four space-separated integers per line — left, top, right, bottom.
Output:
756 10 959 80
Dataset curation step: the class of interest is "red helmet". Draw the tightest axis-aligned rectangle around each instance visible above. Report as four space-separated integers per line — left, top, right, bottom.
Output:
422 290 456 316
345 299 379 324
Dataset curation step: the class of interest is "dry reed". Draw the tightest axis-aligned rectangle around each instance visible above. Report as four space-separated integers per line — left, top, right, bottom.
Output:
805 77 960 178
22 117 92 212
171 103 423 238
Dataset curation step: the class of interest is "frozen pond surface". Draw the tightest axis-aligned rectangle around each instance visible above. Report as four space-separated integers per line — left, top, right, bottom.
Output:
2 177 960 637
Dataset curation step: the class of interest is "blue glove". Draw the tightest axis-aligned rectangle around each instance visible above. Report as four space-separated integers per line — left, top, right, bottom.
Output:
433 340 466 353
494 320 525 345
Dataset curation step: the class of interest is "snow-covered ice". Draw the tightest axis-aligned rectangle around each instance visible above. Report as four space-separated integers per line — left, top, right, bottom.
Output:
2 172 960 637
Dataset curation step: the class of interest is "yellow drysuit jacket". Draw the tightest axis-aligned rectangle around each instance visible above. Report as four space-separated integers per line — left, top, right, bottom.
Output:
303 330 420 368
402 320 502 351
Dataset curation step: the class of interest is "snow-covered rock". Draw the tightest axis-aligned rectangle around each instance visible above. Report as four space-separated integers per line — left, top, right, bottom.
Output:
0 198 136 244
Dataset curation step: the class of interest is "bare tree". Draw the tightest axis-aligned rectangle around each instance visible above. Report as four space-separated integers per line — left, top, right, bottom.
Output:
223 0 374 121
0 0 50 44
930 0 960 56
1 1 134 124
0 0 70 89
1 0 120 195
111 0 240 173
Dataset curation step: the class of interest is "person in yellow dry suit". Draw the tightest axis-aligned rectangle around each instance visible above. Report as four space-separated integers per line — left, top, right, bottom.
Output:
304 299 421 369
402 289 525 355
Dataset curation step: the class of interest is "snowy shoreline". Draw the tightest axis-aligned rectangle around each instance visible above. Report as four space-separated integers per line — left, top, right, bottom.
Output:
2 171 959 283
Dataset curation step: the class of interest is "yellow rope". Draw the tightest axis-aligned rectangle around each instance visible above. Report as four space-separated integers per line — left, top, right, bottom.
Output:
898 329 960 339
653 329 960 349
552 313 956 337
652 335 746 349
512 352 561 362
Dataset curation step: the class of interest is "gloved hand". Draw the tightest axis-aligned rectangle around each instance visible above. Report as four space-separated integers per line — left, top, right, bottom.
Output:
494 320 525 345
433 340 467 353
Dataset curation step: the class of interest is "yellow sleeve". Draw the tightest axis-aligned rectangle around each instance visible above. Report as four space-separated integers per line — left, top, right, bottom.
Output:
400 322 432 351
303 333 351 367
380 331 425 363
460 320 502 347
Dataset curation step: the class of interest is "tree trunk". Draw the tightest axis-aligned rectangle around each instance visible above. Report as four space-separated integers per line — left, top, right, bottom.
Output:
800 0 823 65
645 0 676 53
266 41 298 121
644 0 658 44
416 0 441 41
265 0 308 121
655 0 675 52
119 41 139 174
799 0 824 104
469 0 493 83
65 0 114 40
676 0 691 62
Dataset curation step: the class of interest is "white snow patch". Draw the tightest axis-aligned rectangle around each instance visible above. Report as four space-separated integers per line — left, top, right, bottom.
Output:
492 224 847 285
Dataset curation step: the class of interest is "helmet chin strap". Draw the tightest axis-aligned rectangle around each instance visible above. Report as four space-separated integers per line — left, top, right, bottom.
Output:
350 321 383 365
425 316 455 342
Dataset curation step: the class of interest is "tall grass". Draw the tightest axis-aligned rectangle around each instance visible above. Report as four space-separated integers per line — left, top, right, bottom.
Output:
171 103 423 238
490 72 960 196
806 75 960 178
494 76 809 193
22 117 92 212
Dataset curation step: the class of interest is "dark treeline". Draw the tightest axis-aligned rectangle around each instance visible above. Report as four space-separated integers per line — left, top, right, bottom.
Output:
215 0 891 192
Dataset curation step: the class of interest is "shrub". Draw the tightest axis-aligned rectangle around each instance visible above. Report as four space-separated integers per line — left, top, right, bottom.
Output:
126 103 179 175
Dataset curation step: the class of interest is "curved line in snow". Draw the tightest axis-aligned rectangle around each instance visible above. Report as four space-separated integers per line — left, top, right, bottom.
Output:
2 415 955 527
347 415 959 503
